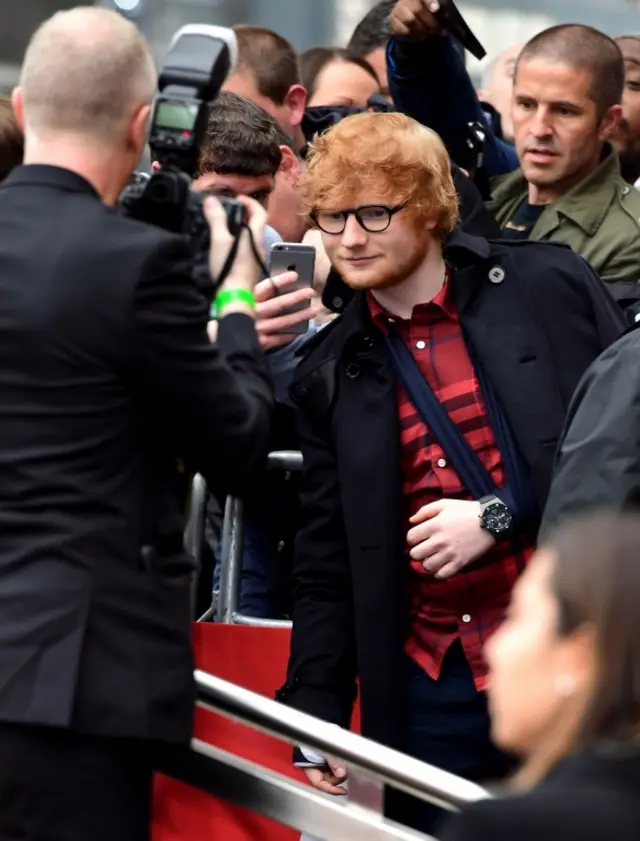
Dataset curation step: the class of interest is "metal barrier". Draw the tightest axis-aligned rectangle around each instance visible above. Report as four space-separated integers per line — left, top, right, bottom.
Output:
192 450 303 625
162 669 493 841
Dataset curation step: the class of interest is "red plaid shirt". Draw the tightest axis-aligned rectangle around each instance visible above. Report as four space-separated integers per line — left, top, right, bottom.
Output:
368 280 534 691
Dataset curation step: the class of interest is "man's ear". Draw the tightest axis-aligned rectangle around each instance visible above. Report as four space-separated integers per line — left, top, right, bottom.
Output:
11 87 26 132
278 145 302 183
129 103 151 156
284 84 308 129
599 103 623 142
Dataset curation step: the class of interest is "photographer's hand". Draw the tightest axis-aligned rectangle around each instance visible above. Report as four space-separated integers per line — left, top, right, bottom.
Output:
204 195 267 317
207 273 317 349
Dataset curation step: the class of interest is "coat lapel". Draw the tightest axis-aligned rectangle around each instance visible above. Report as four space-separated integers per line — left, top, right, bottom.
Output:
333 303 405 553
452 249 565 475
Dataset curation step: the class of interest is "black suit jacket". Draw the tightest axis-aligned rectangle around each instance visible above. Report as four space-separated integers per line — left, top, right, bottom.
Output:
0 165 273 743
280 230 624 750
441 746 640 841
540 321 640 538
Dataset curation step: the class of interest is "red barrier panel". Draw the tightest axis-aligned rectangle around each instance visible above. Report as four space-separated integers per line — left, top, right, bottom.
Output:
153 622 363 841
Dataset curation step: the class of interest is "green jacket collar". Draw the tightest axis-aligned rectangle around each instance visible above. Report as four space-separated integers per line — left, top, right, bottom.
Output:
493 144 621 237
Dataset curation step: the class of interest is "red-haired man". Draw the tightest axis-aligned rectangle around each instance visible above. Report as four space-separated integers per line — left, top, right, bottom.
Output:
276 111 624 834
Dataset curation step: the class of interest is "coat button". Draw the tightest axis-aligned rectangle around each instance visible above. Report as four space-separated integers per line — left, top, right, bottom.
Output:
332 296 344 310
488 266 505 284
361 334 376 350
346 363 360 379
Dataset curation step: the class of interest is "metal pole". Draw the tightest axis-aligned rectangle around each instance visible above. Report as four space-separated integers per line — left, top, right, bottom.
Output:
217 496 244 623
195 670 492 810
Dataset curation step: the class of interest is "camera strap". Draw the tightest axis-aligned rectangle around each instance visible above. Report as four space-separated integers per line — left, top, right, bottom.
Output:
216 228 243 287
214 223 271 289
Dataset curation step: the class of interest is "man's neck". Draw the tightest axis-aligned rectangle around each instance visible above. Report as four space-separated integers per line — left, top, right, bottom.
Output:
23 136 126 205
370 242 447 320
293 125 307 156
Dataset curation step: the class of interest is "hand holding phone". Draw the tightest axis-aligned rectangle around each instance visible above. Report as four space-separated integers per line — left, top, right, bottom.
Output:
268 243 316 336
254 271 317 352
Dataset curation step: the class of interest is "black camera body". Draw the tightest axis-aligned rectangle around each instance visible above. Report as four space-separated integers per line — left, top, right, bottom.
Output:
121 25 244 291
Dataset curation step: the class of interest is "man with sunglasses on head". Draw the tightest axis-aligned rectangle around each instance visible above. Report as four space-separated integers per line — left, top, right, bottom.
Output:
276 111 624 836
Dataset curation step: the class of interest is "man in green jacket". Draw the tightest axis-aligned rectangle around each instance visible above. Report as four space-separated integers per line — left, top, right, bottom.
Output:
389 3 640 295
488 26 640 288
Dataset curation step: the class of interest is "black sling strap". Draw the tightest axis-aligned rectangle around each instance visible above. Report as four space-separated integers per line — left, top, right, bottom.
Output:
384 329 539 530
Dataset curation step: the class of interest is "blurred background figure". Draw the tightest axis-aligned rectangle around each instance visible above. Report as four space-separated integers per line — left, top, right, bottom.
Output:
346 0 395 97
613 35 640 186
476 42 523 142
442 511 640 841
0 95 23 181
298 46 380 108
222 25 308 153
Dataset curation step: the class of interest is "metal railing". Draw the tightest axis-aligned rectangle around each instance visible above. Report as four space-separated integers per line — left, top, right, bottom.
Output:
161 669 493 841
192 450 302 625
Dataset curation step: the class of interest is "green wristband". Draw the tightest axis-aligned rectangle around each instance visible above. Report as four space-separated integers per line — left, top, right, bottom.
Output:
214 288 256 317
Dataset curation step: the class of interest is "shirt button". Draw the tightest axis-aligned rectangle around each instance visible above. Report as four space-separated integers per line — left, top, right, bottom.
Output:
416 340 426 350
388 317 395 323
437 458 447 468
462 614 471 623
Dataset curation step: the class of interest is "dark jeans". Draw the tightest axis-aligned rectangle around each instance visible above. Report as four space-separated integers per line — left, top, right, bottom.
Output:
213 516 276 619
386 641 514 836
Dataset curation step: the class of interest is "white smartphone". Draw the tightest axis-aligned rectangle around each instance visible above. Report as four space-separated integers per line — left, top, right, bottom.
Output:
269 242 316 335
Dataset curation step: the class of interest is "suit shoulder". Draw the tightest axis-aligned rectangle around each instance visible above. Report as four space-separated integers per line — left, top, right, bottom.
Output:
593 322 640 366
101 206 186 255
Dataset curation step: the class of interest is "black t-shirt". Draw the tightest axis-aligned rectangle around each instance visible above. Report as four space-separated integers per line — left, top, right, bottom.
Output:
502 199 546 240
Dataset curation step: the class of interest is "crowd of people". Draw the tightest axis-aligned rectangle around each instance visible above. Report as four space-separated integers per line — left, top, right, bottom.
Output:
2 1 640 840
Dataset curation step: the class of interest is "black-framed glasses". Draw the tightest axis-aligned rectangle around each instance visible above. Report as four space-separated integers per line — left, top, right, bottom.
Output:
311 204 406 235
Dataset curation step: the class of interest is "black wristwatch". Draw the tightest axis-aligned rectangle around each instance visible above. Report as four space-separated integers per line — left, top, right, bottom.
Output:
479 495 513 539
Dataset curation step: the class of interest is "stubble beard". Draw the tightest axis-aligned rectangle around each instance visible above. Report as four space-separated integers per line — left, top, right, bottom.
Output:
336 237 431 291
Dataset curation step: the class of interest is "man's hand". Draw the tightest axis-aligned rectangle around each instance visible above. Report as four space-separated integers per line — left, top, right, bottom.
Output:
407 499 496 580
255 271 317 351
205 195 266 297
303 759 348 796
389 0 444 41
208 271 317 351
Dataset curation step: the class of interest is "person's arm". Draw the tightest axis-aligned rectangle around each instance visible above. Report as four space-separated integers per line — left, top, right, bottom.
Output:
540 331 640 540
131 237 273 496
280 396 357 726
386 0 519 178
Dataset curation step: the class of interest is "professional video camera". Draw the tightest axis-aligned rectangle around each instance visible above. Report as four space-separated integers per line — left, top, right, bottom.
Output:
121 25 245 291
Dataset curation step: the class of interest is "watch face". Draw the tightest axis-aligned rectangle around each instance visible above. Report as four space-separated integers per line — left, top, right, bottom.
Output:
483 502 513 534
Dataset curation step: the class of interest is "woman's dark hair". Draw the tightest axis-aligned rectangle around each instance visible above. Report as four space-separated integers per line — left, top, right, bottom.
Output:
298 47 380 101
550 512 640 743
517 511 640 787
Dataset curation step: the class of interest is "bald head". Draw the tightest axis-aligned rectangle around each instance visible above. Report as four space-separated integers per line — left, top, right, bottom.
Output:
19 7 156 141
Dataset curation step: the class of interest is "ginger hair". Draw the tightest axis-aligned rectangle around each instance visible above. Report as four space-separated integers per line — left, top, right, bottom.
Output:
299 111 459 239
